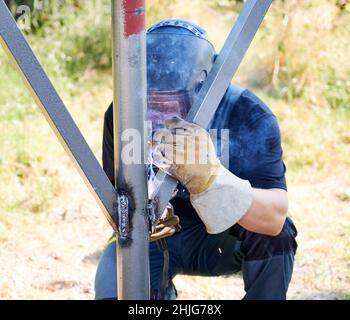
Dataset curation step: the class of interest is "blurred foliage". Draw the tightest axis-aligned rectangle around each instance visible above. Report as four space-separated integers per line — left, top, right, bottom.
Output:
249 0 350 111
5 0 349 109
5 1 112 76
210 0 244 11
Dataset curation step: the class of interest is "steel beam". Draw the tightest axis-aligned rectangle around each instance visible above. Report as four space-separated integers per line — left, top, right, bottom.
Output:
0 0 118 231
152 0 273 221
112 0 150 300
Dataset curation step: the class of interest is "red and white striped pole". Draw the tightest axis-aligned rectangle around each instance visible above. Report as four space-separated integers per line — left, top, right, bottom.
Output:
111 0 150 300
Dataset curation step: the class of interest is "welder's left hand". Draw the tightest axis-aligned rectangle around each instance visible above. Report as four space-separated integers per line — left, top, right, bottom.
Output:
151 116 253 234
149 203 180 242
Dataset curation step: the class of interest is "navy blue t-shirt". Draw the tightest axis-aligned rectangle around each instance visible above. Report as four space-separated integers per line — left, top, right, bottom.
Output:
102 85 287 226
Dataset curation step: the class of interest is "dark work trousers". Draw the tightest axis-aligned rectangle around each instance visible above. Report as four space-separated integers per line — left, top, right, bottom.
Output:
94 217 297 300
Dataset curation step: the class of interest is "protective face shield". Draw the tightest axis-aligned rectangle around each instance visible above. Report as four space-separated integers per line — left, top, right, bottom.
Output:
147 90 191 130
146 22 216 130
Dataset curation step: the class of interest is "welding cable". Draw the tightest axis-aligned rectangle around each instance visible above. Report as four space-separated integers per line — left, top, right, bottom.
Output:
156 238 170 300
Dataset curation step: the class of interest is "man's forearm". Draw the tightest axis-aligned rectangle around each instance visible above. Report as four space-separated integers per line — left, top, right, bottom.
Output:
238 188 288 236
189 166 288 236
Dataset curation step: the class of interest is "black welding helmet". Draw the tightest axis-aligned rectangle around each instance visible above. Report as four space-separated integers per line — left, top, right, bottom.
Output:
146 19 216 129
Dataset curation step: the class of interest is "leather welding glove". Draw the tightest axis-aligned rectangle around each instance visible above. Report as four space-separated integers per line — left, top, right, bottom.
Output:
151 116 253 234
149 203 180 242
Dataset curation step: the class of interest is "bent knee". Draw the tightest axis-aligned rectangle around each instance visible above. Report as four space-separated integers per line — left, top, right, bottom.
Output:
95 240 117 300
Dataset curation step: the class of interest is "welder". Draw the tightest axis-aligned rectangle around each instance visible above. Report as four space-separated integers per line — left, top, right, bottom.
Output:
95 19 298 300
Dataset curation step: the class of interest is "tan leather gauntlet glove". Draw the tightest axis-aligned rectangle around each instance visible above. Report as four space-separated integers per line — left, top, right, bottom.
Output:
149 203 180 242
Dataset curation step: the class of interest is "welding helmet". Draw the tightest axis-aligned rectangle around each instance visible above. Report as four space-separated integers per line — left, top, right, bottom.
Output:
146 19 216 129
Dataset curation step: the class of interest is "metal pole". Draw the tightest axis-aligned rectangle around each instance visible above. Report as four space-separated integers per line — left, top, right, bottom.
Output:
111 0 150 300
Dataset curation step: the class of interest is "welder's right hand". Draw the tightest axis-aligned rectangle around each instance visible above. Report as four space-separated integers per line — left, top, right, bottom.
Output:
149 203 181 242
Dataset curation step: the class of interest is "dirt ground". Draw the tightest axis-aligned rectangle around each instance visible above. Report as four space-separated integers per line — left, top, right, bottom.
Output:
0 171 349 300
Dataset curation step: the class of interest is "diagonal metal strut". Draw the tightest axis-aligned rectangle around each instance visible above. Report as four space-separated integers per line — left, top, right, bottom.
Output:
151 0 273 222
0 0 118 231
